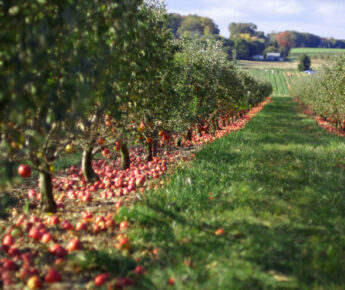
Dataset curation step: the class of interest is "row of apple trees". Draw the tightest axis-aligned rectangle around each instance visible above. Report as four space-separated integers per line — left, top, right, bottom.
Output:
0 0 272 212
291 54 345 129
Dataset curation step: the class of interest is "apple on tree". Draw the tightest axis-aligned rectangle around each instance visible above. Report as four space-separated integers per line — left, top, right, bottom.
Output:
18 164 31 178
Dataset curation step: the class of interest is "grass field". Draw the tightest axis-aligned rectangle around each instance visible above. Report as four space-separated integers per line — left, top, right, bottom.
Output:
246 69 301 96
239 48 345 70
238 60 297 70
289 47 345 61
290 47 345 55
120 96 345 289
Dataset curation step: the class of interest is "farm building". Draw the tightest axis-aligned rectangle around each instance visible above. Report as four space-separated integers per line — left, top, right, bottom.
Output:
253 54 264 61
266 52 282 61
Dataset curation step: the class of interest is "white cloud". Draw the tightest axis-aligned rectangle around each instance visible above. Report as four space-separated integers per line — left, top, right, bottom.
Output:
314 1 345 25
315 3 337 16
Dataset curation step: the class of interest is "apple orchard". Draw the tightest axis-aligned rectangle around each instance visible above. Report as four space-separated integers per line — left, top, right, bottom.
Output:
0 0 272 289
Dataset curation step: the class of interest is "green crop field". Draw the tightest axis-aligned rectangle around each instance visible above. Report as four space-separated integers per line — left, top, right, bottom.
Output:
289 48 345 60
291 48 345 54
246 69 300 96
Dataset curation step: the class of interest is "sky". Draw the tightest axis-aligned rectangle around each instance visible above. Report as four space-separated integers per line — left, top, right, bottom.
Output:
164 0 345 39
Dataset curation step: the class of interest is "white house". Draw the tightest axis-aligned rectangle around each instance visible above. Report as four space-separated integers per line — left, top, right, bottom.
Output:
266 52 282 61
253 55 264 61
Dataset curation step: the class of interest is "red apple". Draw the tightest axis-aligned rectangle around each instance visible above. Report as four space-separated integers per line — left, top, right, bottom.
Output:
41 233 53 243
119 220 128 230
2 259 18 271
18 164 31 178
105 219 116 229
115 201 123 210
82 211 93 220
134 265 145 275
3 234 15 247
95 216 105 224
75 222 88 231
47 216 60 225
215 228 225 236
8 247 20 257
66 238 82 252
102 148 110 155
55 258 65 265
94 273 110 287
60 220 73 230
167 277 175 286
27 189 37 199
44 268 62 283
49 244 68 257
28 227 42 241
97 138 105 145
27 275 42 289
116 237 130 250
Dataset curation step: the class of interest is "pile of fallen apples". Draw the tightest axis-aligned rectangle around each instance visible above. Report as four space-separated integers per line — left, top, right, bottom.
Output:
0 98 269 289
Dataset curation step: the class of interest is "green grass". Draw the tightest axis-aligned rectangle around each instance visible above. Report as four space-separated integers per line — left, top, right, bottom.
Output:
289 48 345 61
246 70 297 96
121 96 345 289
290 48 345 54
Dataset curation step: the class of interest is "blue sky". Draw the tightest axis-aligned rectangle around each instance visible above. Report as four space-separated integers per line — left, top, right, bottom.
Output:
164 0 345 39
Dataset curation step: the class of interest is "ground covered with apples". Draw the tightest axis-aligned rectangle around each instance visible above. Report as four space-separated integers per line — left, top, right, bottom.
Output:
0 99 268 289
2 96 345 289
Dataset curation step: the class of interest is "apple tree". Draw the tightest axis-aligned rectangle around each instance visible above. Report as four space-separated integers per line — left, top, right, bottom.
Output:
0 1 103 212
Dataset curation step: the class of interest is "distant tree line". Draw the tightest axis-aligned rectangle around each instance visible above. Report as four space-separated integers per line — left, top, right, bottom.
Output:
167 13 345 60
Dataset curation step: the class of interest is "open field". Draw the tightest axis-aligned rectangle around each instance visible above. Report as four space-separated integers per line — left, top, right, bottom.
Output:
239 48 345 70
238 60 298 70
290 47 345 55
239 58 333 70
245 69 302 96
289 47 345 61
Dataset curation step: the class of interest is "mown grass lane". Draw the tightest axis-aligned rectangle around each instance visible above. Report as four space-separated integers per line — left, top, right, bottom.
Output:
124 96 345 289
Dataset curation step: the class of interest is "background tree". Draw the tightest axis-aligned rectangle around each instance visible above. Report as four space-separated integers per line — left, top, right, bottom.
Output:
167 13 219 39
177 14 219 38
263 45 278 57
277 31 293 58
167 13 182 37
298 54 312 71
228 22 258 38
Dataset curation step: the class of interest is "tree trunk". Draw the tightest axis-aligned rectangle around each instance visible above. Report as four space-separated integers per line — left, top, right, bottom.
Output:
39 171 57 213
120 143 130 170
186 128 192 141
82 149 99 183
213 118 220 131
152 139 158 157
197 125 202 137
146 142 153 162
175 136 182 147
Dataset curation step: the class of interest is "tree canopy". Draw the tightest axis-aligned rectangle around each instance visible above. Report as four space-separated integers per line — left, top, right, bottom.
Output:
167 13 219 38
298 54 312 71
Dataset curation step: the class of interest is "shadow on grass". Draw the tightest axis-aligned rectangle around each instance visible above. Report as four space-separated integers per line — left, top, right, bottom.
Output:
127 96 345 289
